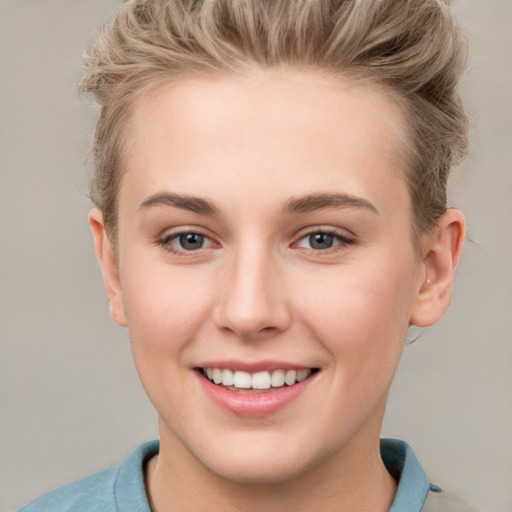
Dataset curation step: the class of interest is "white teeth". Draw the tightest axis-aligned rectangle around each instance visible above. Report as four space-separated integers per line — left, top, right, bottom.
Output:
297 369 310 382
285 370 297 386
252 371 271 390
221 369 234 386
271 369 285 387
203 367 313 389
233 371 252 389
213 368 222 384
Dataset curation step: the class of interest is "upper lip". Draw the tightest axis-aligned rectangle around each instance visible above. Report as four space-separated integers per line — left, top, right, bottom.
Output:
196 360 315 373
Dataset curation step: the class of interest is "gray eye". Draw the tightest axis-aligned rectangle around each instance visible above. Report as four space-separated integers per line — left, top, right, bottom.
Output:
178 233 205 250
307 233 335 250
296 231 353 252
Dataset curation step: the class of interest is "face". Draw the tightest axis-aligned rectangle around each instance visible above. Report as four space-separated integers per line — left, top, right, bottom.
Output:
92 70 451 484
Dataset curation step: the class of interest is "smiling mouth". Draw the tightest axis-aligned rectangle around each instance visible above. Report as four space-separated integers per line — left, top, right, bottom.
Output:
199 367 319 393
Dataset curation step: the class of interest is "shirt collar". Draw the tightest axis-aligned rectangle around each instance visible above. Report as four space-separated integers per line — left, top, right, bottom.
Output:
116 439 431 512
381 438 431 512
116 440 158 512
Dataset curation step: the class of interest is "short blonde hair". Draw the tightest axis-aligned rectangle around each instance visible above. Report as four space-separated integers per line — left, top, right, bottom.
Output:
80 0 469 243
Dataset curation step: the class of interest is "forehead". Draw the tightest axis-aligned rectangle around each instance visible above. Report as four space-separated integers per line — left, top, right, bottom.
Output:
122 70 409 215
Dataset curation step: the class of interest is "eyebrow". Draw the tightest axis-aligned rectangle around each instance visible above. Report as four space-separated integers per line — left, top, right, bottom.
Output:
138 193 219 216
283 193 379 215
138 191 378 217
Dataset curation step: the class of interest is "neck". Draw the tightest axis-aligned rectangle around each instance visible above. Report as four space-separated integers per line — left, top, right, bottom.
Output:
146 426 397 512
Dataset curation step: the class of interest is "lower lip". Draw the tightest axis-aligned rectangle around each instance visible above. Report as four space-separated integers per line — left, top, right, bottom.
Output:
196 371 317 417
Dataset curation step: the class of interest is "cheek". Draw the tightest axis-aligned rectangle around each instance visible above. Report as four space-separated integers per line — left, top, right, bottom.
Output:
119 261 216 416
119 256 216 363
293 256 417 365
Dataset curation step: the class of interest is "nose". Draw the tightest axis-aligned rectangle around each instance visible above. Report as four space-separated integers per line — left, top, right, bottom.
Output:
213 243 291 340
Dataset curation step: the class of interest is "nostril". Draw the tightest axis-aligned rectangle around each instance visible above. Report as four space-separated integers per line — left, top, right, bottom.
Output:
218 318 282 339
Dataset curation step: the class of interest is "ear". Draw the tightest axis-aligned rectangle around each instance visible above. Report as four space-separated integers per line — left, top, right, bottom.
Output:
410 208 466 327
89 208 127 327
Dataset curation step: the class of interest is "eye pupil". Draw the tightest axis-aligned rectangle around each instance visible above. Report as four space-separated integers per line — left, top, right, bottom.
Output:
310 233 334 250
179 233 204 250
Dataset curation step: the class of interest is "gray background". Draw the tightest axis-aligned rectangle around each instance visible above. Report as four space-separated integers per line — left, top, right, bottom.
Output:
0 1 510 510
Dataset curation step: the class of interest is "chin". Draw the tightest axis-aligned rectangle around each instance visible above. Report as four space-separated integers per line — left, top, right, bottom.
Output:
209 455 311 485
190 433 325 485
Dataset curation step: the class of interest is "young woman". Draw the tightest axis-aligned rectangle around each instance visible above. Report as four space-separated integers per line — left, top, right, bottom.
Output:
18 0 477 510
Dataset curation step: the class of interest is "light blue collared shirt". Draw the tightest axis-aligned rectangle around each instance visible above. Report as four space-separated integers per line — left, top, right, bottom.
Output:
18 438 437 511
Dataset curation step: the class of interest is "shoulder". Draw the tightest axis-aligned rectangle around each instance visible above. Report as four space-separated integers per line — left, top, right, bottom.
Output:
16 466 120 512
424 487 481 512
16 440 159 512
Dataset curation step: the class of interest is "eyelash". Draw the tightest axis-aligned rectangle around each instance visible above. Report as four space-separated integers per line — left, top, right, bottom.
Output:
156 228 356 256
156 229 216 256
293 229 356 254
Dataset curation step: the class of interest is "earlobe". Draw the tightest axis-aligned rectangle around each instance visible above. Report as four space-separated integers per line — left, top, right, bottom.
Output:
89 208 127 327
410 209 466 328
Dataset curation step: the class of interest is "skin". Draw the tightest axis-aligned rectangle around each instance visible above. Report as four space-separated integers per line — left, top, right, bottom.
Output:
90 70 465 512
